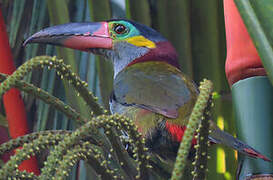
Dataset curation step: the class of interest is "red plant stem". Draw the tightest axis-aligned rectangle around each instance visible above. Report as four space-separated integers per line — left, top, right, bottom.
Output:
224 0 266 86
0 9 40 175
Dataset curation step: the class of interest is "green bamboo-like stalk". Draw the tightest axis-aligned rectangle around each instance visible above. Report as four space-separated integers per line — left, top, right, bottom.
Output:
232 76 273 179
127 0 151 26
25 1 52 131
88 0 114 110
125 0 131 19
234 0 273 85
190 1 235 179
47 0 90 118
216 2 237 179
8 0 25 48
25 1 50 132
110 0 126 18
157 0 193 77
25 0 48 60
8 0 33 60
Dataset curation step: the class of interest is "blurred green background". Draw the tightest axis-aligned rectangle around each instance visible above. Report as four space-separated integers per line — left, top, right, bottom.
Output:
0 0 235 179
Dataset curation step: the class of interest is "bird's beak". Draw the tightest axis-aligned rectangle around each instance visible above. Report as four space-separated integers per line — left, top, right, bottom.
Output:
23 22 112 51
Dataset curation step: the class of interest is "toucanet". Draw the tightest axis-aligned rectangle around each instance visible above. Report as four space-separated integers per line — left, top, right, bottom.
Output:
24 19 270 162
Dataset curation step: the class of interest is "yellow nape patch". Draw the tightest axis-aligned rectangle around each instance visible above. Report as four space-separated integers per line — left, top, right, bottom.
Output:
126 36 156 48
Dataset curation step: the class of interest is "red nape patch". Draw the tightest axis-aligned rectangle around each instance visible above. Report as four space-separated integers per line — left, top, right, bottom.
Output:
165 121 197 145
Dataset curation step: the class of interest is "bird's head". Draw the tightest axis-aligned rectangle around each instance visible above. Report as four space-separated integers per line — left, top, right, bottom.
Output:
24 19 179 77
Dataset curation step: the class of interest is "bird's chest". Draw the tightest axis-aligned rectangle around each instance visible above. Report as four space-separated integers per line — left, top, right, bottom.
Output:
110 99 163 137
110 98 184 160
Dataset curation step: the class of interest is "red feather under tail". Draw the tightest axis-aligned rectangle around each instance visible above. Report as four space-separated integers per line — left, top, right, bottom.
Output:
165 121 197 145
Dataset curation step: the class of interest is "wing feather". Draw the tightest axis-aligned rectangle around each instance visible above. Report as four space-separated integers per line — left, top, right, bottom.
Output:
113 62 198 119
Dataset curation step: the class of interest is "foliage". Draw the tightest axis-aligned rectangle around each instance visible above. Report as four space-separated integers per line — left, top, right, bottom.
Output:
0 56 213 179
0 0 236 179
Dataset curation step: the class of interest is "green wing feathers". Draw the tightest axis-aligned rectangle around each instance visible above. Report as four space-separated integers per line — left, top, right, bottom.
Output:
113 61 198 125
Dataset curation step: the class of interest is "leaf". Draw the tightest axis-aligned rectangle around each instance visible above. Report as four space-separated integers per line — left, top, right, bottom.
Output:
47 0 90 117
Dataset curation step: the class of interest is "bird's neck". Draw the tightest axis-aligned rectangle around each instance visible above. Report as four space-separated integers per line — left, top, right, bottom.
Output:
112 41 179 78
127 41 179 69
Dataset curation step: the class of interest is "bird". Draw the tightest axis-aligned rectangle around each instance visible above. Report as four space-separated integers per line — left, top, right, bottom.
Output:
24 19 270 162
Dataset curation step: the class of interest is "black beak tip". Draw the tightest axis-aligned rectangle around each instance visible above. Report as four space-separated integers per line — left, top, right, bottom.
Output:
23 31 43 47
23 35 35 47
23 37 32 47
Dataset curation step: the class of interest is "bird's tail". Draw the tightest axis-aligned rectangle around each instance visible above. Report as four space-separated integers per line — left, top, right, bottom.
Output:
208 124 271 162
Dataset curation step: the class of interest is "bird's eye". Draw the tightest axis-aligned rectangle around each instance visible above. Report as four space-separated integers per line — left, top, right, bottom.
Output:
113 24 127 34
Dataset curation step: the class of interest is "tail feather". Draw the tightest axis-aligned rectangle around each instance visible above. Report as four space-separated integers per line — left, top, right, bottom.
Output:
209 126 271 162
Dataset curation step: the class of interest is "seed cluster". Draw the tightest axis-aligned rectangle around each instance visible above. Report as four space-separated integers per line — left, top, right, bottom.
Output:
0 56 214 179
171 79 213 180
192 96 212 179
0 132 66 178
0 56 104 115
0 73 87 125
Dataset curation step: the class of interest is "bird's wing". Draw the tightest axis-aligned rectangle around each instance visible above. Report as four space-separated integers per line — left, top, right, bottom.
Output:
113 62 271 162
113 62 198 119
